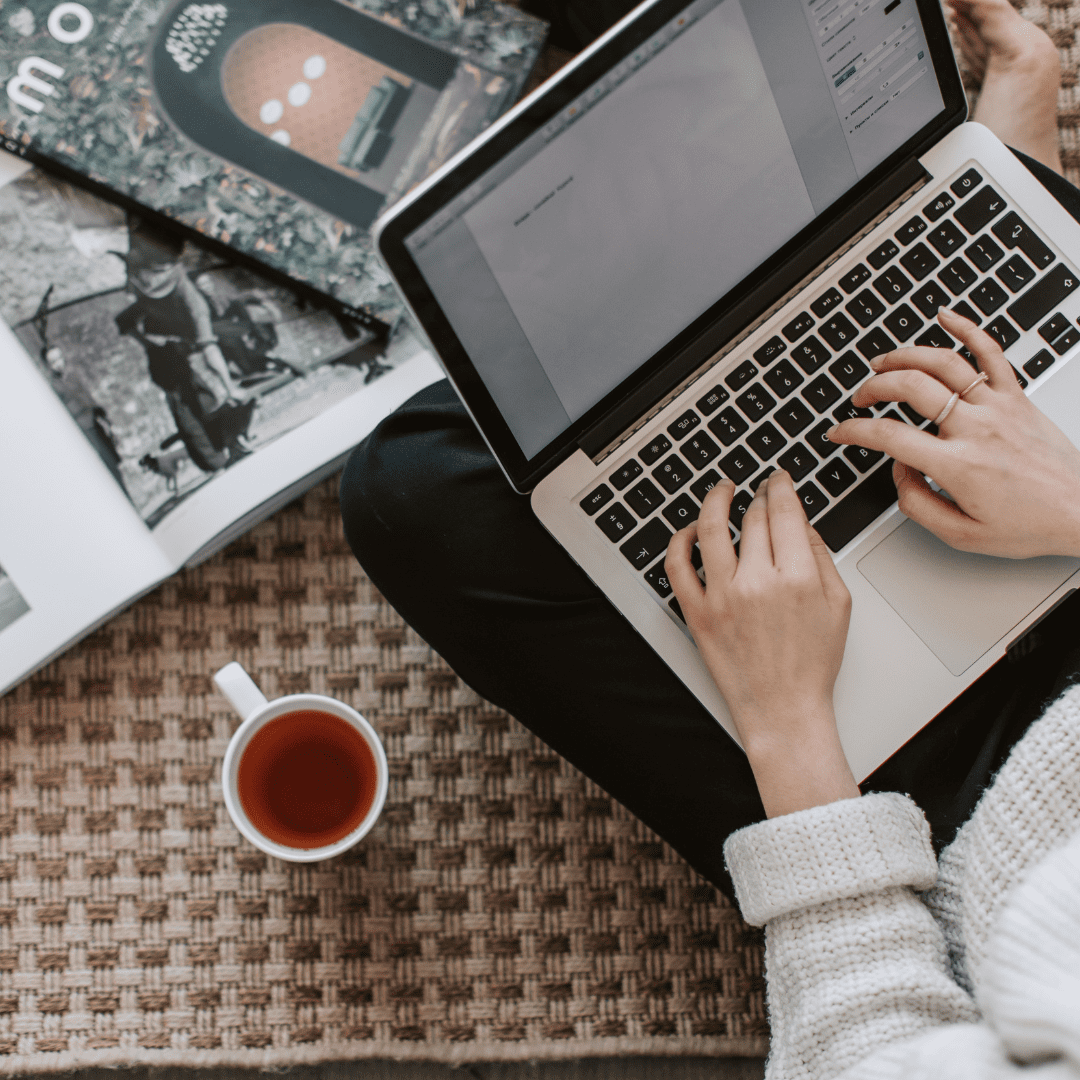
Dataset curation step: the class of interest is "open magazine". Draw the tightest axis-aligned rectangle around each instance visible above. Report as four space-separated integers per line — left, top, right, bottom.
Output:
0 159 442 694
0 0 546 327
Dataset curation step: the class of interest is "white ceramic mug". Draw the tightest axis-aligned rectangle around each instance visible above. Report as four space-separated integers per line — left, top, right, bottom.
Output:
215 662 388 862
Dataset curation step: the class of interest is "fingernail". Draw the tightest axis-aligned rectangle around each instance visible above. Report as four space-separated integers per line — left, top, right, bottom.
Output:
939 306 964 322
825 424 839 440
869 354 886 370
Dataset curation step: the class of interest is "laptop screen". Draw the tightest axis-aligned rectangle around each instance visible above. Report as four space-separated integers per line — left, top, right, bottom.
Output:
402 0 947 460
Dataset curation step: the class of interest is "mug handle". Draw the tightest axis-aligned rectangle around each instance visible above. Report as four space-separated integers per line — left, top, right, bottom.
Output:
214 662 268 722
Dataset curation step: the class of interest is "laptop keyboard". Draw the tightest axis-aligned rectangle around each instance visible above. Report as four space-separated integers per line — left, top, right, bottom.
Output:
578 164 1080 626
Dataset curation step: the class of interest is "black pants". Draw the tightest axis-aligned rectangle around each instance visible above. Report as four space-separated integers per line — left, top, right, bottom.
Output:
340 151 1080 899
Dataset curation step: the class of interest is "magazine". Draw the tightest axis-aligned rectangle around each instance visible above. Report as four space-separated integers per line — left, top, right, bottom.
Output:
0 0 546 327
0 160 443 694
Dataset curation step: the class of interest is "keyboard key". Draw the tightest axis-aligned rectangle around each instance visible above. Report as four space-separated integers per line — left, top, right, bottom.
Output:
996 254 1036 293
1038 312 1070 343
610 459 642 490
725 360 758 391
774 398 815 436
803 375 843 414
790 335 832 374
749 467 775 492
795 481 829 521
653 455 694 494
708 407 749 446
839 264 872 293
639 433 673 466
955 185 1007 233
970 278 1010 316
596 503 636 541
950 168 982 198
729 488 754 527
680 432 721 469
818 312 859 351
620 517 673 570
782 311 815 342
991 211 1054 269
644 558 673 597
625 478 666 518
690 469 722 502
806 419 843 458
833 397 873 423
939 257 977 295
952 299 982 325
844 444 884 473
735 383 777 421
900 401 929 425
1007 264 1080 330
895 216 927 245
856 326 897 362
899 242 940 281
923 192 955 221
815 461 898 552
718 446 758 485
811 287 844 318
696 385 729 416
1024 349 1056 378
1053 325 1080 355
753 336 786 364
846 289 886 327
1012 364 1029 389
763 358 805 398
965 235 1004 272
911 280 952 318
667 409 700 440
883 410 908 425
816 458 857 497
927 220 966 257
914 325 955 350
883 303 924 342
984 315 1020 352
829 352 870 390
776 442 817 481
873 266 913 303
868 239 899 269
747 421 787 461
663 494 700 530
668 596 684 622
580 484 613 515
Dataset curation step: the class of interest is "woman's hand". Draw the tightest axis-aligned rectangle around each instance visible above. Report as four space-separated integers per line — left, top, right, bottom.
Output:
665 470 859 817
828 307 1080 559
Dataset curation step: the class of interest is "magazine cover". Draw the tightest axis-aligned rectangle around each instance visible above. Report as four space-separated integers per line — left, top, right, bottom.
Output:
0 167 425 528
0 0 546 322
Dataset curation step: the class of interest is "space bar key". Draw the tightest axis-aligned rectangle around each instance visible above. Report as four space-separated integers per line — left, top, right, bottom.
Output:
815 461 898 553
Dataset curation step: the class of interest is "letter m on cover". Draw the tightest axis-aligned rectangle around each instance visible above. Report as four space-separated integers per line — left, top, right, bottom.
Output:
7 57 65 113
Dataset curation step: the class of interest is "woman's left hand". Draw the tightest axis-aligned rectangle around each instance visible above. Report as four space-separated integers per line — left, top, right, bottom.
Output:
665 469 861 817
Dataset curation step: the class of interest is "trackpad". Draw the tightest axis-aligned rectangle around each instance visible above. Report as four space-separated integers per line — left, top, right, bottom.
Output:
857 520 1080 676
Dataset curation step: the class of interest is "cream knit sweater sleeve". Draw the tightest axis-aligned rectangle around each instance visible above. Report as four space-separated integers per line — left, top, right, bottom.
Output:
724 793 980 1080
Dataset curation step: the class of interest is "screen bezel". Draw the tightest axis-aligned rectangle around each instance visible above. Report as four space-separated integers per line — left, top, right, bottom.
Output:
377 0 967 492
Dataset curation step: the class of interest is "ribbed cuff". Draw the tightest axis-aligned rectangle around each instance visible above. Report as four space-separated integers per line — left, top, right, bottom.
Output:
723 792 937 926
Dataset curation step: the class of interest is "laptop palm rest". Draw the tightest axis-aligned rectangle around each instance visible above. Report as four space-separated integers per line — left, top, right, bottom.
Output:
857 521 1080 676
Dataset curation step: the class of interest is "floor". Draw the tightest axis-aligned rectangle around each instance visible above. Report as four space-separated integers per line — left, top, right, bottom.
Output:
60 1059 765 1080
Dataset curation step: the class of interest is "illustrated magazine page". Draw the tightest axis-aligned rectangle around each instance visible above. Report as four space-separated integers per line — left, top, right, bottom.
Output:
0 160 442 693
0 0 546 324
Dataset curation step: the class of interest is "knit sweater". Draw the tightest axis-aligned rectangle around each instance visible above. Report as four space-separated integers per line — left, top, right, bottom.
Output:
722 681 1080 1080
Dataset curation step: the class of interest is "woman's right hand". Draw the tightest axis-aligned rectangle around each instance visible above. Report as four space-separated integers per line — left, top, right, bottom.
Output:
827 307 1080 559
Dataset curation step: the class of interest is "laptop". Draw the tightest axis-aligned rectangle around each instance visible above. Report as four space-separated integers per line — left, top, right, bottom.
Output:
373 0 1080 780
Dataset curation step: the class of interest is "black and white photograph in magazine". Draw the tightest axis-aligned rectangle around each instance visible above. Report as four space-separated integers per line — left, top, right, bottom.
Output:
0 562 30 633
0 170 411 527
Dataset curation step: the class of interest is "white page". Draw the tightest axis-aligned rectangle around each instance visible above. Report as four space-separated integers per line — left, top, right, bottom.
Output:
0 319 173 694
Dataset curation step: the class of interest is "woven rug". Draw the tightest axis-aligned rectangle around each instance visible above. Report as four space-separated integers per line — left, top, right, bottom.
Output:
0 479 768 1072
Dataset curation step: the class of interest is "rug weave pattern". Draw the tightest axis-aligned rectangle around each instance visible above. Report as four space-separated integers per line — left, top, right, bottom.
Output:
0 481 767 1070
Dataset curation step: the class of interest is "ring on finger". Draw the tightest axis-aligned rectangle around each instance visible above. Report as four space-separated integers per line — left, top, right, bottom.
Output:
959 371 989 399
933 390 960 426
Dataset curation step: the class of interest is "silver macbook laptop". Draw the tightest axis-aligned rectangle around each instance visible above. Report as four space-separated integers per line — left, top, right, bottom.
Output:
373 0 1080 779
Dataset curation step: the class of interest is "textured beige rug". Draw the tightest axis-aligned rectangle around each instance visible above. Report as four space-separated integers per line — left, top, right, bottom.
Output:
0 480 767 1072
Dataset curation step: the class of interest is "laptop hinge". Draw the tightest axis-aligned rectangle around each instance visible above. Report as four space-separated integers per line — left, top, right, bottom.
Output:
579 158 931 465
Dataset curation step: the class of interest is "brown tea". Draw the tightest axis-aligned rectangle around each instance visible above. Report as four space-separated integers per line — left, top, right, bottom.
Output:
237 710 377 849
